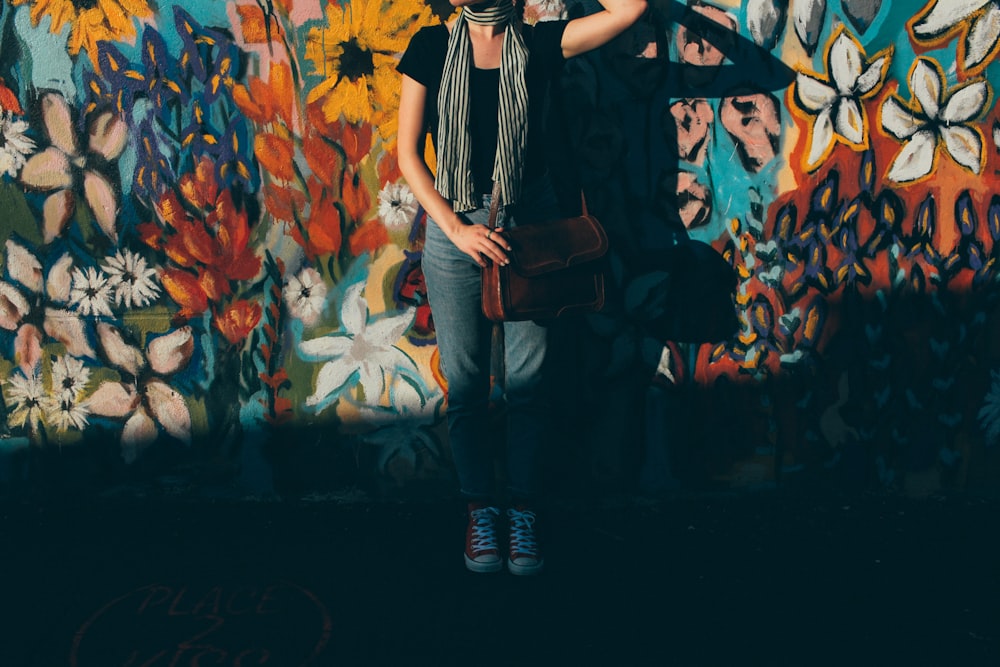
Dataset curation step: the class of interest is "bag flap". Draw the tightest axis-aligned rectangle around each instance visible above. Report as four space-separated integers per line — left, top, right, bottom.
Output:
506 215 608 277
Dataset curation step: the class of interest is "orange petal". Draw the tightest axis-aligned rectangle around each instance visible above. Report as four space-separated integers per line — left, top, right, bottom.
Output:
341 171 372 222
305 192 343 256
0 80 23 115
215 299 262 345
161 268 209 318
233 82 268 123
348 218 389 257
236 4 280 44
263 183 306 223
270 61 295 126
338 121 373 165
198 267 230 302
303 130 342 187
254 132 296 182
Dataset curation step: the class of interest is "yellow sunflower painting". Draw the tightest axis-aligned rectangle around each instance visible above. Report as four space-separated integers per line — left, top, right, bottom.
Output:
305 0 437 142
11 0 153 62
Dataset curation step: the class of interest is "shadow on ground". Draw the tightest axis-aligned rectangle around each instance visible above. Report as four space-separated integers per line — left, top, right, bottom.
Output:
1 492 998 666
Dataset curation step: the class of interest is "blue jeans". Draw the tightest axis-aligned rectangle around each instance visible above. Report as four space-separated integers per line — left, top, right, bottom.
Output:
422 179 561 500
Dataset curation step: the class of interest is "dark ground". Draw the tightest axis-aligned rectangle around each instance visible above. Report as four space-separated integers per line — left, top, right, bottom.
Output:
1 491 998 666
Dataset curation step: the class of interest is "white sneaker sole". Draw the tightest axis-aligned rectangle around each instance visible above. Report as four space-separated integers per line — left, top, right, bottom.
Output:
465 554 503 573
507 557 544 576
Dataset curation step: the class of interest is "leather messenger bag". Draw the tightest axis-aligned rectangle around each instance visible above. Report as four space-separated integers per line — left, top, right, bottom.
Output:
481 182 609 322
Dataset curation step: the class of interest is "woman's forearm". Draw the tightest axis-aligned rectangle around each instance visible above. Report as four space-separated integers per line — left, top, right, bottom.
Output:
397 75 465 239
561 0 648 58
399 150 464 239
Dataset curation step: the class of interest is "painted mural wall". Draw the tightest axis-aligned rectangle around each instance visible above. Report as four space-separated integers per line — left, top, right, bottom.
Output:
0 0 997 497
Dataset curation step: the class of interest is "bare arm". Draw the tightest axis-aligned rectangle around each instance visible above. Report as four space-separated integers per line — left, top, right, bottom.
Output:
560 0 648 59
397 74 510 268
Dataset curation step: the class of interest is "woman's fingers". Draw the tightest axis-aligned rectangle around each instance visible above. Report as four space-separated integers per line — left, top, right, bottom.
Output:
463 225 509 267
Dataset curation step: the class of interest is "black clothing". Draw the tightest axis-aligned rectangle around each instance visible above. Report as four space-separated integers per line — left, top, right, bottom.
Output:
397 21 568 195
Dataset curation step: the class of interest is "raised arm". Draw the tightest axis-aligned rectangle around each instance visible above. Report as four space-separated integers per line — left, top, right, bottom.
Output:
560 0 648 59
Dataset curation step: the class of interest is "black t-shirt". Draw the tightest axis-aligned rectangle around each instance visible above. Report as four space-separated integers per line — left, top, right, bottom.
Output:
398 21 568 195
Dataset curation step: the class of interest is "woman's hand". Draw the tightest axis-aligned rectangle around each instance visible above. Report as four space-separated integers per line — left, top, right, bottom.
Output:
451 224 511 268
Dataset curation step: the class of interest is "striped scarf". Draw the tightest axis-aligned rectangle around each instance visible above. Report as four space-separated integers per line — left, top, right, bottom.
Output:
436 2 529 212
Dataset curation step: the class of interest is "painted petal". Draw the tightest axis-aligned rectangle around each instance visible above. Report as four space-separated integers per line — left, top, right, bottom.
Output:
807 107 835 168
44 308 95 358
88 111 129 160
146 379 192 444
147 326 194 375
357 360 386 404
122 408 158 464
914 0 991 38
14 324 43 373
746 0 786 49
340 282 367 334
5 240 43 293
835 98 865 144
299 334 353 359
365 308 416 348
887 130 937 182
911 59 942 118
856 56 888 96
881 97 923 139
20 148 72 190
89 381 140 418
47 254 74 303
40 93 79 157
795 73 837 112
842 0 882 33
965 4 1000 69
942 81 989 124
941 125 984 173
305 360 356 407
0 282 30 330
830 32 863 94
96 322 146 376
793 0 827 54
43 189 75 243
83 171 118 239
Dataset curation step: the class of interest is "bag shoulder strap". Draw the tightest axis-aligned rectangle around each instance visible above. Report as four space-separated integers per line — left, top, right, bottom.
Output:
488 181 503 230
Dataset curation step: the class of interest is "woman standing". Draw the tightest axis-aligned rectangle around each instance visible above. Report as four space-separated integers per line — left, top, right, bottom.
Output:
397 0 647 574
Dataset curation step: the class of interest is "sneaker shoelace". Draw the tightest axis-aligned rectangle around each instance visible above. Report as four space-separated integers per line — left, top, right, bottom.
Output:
507 508 538 557
469 507 500 553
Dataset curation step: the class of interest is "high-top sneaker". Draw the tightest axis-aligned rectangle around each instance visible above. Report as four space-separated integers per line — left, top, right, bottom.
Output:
506 506 544 575
464 504 502 573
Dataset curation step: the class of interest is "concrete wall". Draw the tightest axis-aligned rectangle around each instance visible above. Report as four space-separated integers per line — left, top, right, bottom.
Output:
0 0 997 498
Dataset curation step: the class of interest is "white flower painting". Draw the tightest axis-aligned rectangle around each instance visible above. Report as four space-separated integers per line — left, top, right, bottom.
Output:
299 282 417 411
794 27 891 169
913 0 1000 73
880 57 991 183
